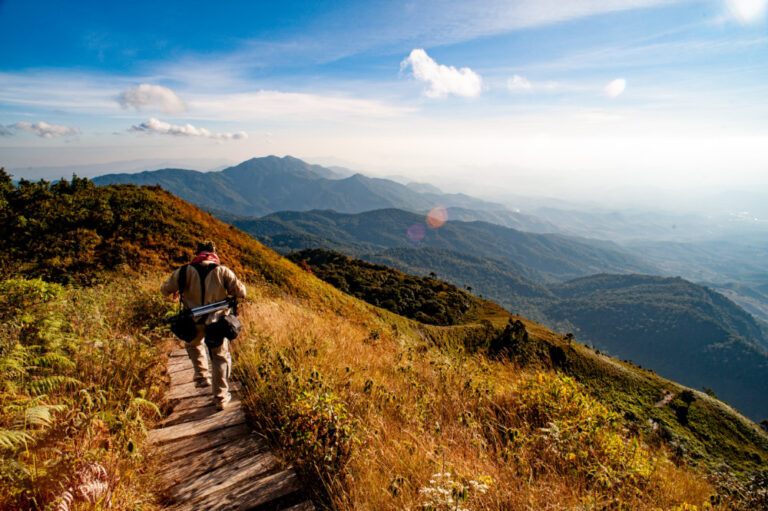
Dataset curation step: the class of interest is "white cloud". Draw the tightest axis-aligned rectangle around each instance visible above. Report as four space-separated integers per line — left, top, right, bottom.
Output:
507 75 533 91
128 118 247 140
604 78 627 98
400 49 482 98
507 74 562 92
117 84 187 114
12 121 80 138
727 0 767 22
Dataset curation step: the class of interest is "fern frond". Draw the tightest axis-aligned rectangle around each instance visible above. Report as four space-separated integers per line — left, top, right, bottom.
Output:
131 397 161 417
52 489 74 511
30 353 75 370
27 375 81 395
0 343 28 376
0 429 34 450
0 456 30 482
21 404 65 429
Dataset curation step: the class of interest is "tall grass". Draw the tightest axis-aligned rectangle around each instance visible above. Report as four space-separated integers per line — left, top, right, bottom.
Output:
0 275 173 510
234 290 726 510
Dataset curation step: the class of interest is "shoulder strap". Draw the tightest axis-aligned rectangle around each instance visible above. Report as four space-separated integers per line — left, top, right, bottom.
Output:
191 263 218 306
178 264 188 302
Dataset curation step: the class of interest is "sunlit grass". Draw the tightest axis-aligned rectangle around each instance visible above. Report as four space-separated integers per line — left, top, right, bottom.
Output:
0 275 173 510
234 284 722 510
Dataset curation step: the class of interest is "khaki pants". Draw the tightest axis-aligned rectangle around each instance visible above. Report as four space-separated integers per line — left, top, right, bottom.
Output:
185 324 231 404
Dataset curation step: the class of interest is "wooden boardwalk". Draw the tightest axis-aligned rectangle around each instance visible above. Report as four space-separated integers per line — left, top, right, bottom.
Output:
148 349 315 511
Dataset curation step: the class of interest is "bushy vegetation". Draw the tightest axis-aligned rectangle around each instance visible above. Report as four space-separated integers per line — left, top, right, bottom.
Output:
0 275 172 510
288 249 476 326
0 169 303 289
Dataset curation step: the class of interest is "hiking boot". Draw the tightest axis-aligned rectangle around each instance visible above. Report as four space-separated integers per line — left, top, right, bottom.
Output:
215 394 231 411
194 378 211 388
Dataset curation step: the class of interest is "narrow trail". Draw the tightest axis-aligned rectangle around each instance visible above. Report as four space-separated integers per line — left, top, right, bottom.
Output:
148 348 315 511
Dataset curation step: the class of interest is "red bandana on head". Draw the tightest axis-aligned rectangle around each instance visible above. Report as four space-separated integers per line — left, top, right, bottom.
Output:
191 251 220 265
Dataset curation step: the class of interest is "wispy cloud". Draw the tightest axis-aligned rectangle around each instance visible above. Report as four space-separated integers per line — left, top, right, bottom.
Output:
188 90 413 120
0 71 412 122
128 118 247 140
117 84 187 114
507 74 561 92
400 49 482 98
604 78 627 98
12 121 81 138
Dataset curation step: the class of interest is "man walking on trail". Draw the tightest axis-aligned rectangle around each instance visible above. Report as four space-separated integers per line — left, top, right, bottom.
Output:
161 241 247 410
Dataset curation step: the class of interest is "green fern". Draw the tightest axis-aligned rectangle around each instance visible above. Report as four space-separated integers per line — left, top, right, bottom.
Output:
27 375 81 396
30 353 75 371
130 397 161 418
0 429 33 450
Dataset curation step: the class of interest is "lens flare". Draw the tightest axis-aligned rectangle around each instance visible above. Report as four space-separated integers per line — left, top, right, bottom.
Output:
426 206 448 228
407 223 426 243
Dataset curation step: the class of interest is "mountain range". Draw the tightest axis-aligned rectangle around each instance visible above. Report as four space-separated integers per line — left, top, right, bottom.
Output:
93 155 507 217
89 155 768 421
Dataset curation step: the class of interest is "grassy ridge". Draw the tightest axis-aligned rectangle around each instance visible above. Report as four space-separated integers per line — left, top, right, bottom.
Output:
2 173 767 509
284 247 768 479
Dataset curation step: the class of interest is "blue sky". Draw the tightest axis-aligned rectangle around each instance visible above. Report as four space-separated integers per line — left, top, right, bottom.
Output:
1 0 767 202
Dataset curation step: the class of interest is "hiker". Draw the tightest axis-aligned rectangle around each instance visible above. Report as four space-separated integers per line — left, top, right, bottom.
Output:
161 241 246 410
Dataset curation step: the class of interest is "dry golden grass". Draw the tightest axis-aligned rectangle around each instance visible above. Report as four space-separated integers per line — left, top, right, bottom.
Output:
0 275 173 510
234 280 722 511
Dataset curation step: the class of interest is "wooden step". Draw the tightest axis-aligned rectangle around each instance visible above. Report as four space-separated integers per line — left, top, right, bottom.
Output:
167 381 241 401
170 469 304 511
149 406 245 445
164 438 276 493
160 423 253 461
152 348 313 510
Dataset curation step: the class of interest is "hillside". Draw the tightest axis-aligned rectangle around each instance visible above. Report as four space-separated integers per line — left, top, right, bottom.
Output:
286 248 512 326
93 155 504 217
298 247 768 422
543 274 768 421
230 208 657 281
279 247 768 483
363 246 554 323
3 171 768 510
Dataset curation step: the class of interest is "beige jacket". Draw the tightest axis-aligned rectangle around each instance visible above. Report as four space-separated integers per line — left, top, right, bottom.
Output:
161 261 247 324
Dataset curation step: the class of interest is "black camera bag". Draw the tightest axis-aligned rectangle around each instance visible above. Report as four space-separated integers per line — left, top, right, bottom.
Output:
204 313 242 349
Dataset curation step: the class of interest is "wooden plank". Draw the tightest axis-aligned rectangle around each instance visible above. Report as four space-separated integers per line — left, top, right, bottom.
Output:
161 403 222 427
161 433 277 485
169 367 197 386
170 348 188 358
167 359 193 372
162 435 274 487
284 501 316 511
160 423 252 461
149 407 246 445
168 361 194 374
167 381 241 401
171 395 219 413
167 381 210 400
169 448 282 503
162 396 242 427
171 469 302 511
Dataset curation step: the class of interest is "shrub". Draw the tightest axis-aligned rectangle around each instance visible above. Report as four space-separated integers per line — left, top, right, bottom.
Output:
282 391 356 473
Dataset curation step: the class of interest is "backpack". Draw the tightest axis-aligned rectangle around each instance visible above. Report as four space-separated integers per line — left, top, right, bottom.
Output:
168 263 218 342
